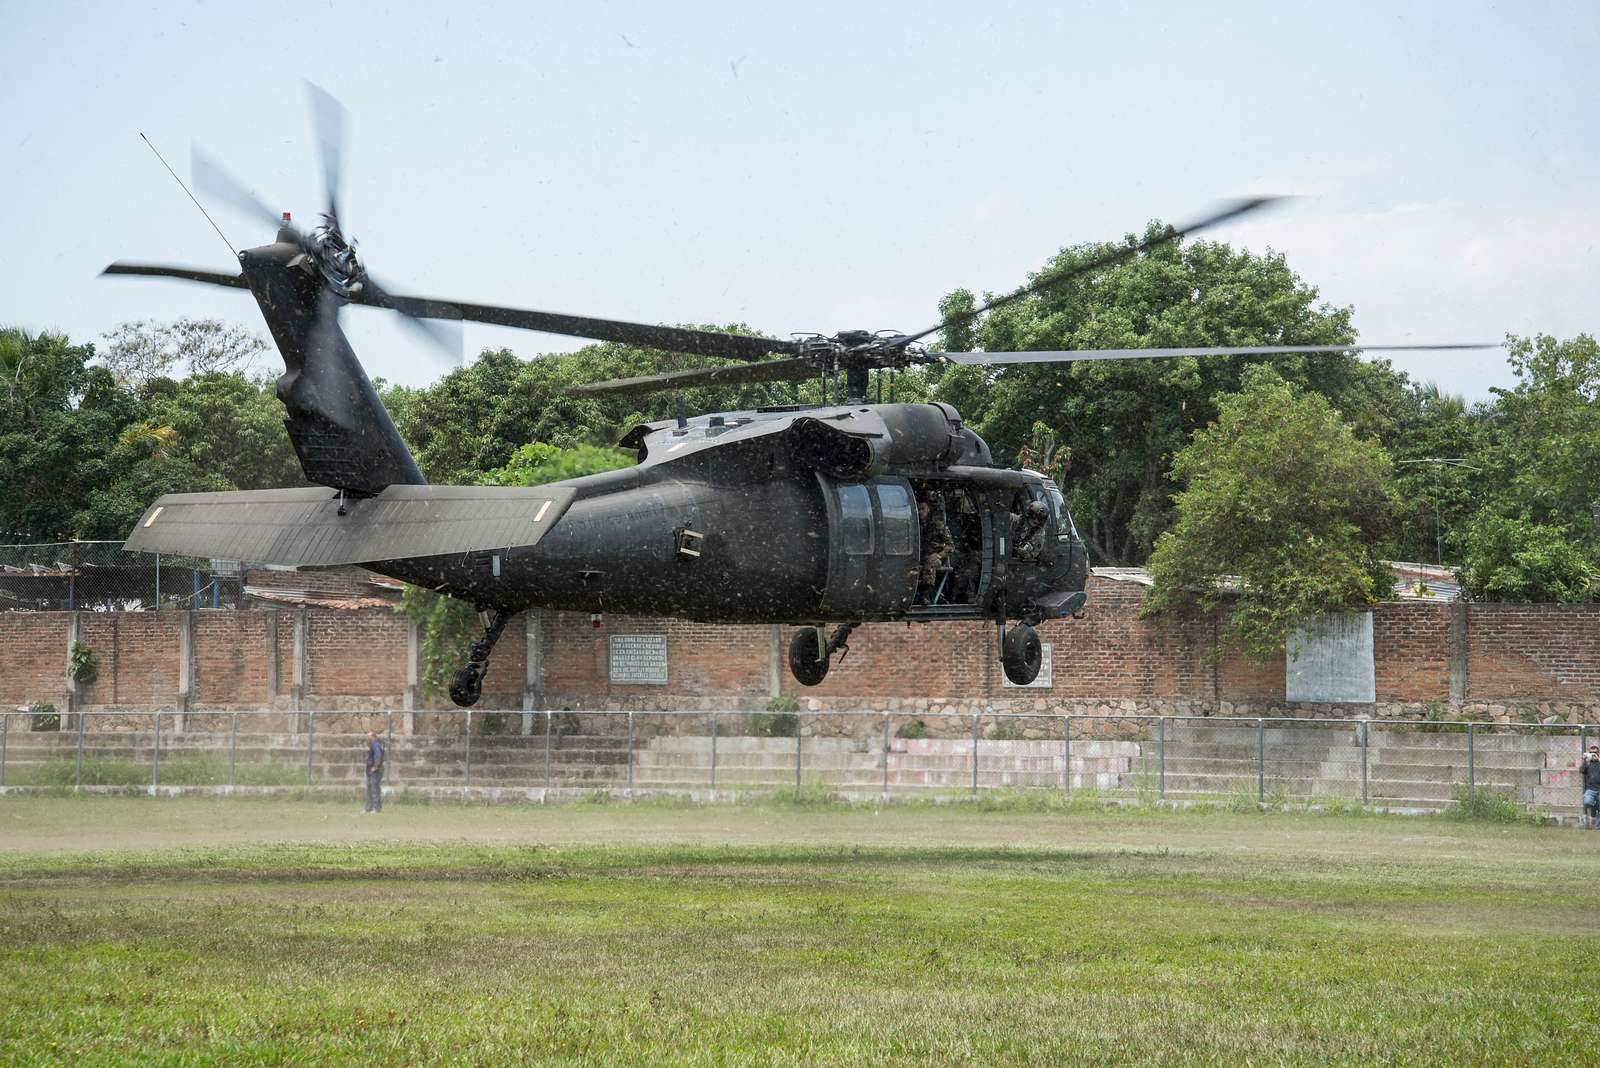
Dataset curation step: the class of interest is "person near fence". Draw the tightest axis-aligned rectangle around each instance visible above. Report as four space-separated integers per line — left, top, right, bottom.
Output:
364 730 385 813
1582 744 1600 829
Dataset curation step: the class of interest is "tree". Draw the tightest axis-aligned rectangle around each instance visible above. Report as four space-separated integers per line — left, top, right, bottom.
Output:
935 227 1409 565
0 328 232 541
1456 513 1597 603
385 334 847 484
1383 381 1492 566
142 372 306 490
1143 367 1398 662
100 319 269 385
1483 333 1600 542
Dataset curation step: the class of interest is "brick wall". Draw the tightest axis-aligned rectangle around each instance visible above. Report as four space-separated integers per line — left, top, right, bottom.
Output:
1467 604 1600 700
2 583 1596 719
0 613 68 708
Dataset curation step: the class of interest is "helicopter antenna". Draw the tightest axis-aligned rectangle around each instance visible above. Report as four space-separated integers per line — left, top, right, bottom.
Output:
139 132 238 261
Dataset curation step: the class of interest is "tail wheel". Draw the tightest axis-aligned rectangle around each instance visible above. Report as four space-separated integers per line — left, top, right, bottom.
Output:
788 629 830 686
1001 623 1042 686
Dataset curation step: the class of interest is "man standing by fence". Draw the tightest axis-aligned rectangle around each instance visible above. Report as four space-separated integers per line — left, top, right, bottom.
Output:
364 730 385 814
1583 745 1600 829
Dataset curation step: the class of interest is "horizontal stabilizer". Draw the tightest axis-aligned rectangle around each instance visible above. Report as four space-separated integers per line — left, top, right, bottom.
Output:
124 485 576 566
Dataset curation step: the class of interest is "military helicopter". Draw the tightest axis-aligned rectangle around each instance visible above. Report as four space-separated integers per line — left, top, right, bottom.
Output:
108 88 1493 705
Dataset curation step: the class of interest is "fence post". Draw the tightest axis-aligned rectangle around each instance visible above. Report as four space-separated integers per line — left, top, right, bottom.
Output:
1466 720 1475 794
463 710 474 789
385 712 393 788
627 711 635 795
154 552 161 607
794 714 802 788
229 712 237 789
306 712 314 787
74 711 86 791
1360 720 1369 806
881 713 890 798
1063 716 1071 796
1256 718 1265 804
1 713 7 787
1158 717 1166 802
710 713 718 796
152 711 161 791
971 714 980 799
544 710 552 788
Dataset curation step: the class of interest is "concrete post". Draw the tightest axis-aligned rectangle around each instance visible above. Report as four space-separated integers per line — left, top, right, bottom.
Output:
63 612 80 726
264 612 279 704
1449 599 1469 706
404 617 420 713
768 625 783 699
176 610 193 728
291 609 307 716
522 610 544 736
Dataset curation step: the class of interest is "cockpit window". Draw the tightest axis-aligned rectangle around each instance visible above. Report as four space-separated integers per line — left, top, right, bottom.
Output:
1046 483 1076 539
875 483 914 556
838 484 874 555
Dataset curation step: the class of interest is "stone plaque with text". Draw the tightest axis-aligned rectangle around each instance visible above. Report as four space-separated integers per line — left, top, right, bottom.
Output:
608 634 668 685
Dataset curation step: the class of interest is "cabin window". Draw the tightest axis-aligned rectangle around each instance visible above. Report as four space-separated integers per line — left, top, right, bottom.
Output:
838 484 874 555
875 483 914 556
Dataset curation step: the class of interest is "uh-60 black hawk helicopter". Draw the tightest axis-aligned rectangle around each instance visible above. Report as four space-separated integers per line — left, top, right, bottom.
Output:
109 89 1491 706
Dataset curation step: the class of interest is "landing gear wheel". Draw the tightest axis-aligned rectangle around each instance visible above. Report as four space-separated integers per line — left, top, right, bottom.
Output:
449 608 510 708
449 664 484 708
789 629 830 686
1001 622 1042 686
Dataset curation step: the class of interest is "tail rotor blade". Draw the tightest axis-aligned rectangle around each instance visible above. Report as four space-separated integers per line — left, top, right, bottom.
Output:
363 274 464 366
192 146 292 237
305 81 347 226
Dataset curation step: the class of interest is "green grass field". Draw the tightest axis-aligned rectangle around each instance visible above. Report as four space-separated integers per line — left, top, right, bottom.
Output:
2 796 1598 1065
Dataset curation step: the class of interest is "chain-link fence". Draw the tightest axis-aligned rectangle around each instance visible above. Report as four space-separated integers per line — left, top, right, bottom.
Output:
1 709 1592 821
0 541 241 611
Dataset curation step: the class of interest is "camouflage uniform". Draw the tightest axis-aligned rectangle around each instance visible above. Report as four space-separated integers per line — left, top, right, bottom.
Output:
1012 502 1048 564
917 502 955 592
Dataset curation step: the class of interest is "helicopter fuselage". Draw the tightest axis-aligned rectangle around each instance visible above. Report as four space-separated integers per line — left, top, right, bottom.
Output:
374 401 1090 628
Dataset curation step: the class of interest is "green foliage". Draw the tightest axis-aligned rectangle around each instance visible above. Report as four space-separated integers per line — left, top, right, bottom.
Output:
99 319 269 383
383 338 832 484
28 701 59 732
1485 334 1600 540
895 718 927 739
399 586 479 700
67 642 97 685
0 324 292 541
1446 787 1541 825
479 442 635 487
749 699 799 738
987 720 1025 741
1456 512 1598 602
1144 367 1399 661
768 781 833 806
936 228 1401 564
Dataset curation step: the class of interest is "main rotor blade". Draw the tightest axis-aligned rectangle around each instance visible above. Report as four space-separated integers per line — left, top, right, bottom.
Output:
897 196 1286 348
192 147 292 238
569 356 817 396
305 81 346 227
936 341 1502 365
102 261 251 290
362 275 465 366
347 287 800 363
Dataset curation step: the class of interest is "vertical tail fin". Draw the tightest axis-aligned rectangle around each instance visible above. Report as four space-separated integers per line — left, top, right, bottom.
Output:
240 238 425 495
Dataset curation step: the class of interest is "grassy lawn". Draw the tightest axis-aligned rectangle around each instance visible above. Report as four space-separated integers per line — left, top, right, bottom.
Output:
1 797 1597 1065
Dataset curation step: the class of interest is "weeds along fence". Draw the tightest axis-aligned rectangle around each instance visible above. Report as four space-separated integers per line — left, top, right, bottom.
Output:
0 709 1591 820
0 540 240 612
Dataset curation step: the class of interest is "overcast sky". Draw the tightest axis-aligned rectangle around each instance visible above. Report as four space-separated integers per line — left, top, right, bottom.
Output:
3 1 1595 401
